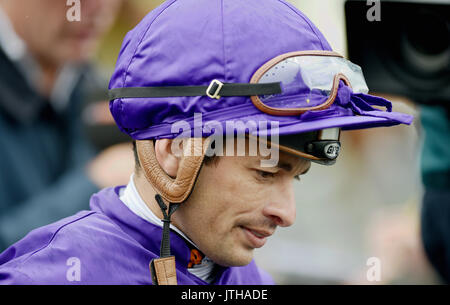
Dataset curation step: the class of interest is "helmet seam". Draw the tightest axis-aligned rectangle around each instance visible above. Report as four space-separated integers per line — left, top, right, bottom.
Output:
220 0 228 83
277 0 327 51
122 0 179 88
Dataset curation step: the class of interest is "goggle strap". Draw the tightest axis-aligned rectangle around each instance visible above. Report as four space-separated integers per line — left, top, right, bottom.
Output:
108 81 281 100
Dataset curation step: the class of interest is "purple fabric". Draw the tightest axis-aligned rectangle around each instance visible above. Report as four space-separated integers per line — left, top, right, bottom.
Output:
0 187 274 285
107 0 413 140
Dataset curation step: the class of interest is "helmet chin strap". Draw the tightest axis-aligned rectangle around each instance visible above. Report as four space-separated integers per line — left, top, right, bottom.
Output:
136 138 211 285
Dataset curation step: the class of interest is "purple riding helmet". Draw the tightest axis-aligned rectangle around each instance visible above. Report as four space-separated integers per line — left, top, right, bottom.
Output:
108 0 413 284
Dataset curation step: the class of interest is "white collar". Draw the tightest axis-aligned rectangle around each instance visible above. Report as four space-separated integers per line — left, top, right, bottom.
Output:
0 6 39 89
0 6 26 61
119 174 217 283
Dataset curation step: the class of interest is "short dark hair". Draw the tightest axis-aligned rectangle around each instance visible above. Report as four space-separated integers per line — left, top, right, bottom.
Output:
132 140 218 174
132 140 141 173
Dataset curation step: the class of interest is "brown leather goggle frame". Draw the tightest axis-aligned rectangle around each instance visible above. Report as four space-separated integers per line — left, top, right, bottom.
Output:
250 50 353 116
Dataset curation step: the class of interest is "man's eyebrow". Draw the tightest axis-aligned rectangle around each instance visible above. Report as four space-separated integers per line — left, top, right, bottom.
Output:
276 162 293 172
276 161 311 175
299 164 311 175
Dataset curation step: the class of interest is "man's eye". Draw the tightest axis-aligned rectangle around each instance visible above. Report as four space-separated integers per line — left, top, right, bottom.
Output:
257 170 276 179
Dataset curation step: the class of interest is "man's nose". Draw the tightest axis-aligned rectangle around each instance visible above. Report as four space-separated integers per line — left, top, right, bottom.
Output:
262 182 296 227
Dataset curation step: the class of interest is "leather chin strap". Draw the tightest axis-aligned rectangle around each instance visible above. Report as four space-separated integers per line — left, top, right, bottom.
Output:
136 137 211 285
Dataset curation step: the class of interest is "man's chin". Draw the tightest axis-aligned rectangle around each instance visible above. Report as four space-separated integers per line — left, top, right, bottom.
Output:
209 247 254 267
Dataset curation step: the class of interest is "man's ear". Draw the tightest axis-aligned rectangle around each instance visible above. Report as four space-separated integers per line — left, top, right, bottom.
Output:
154 139 179 178
136 138 210 203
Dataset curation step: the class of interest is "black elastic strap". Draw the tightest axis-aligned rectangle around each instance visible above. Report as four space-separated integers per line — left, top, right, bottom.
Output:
108 82 281 99
155 194 180 258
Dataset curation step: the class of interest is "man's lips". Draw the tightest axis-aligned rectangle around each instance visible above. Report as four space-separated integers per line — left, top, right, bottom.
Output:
240 226 274 248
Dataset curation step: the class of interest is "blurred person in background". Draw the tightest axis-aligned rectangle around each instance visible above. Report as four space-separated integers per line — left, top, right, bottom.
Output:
343 0 449 283
0 0 132 251
420 102 450 283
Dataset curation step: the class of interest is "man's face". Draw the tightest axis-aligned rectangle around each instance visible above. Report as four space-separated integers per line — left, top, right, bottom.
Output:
172 149 310 267
3 0 122 64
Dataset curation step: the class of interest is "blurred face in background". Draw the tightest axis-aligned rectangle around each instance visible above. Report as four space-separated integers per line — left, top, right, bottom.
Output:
1 0 122 66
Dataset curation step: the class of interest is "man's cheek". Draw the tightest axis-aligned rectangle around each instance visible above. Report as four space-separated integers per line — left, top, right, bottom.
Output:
221 171 251 196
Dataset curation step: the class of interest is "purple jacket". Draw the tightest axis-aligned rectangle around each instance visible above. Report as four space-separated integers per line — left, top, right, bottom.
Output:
0 187 274 285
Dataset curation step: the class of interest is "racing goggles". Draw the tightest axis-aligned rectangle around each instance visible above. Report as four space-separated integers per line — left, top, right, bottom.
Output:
108 50 369 116
249 50 369 116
